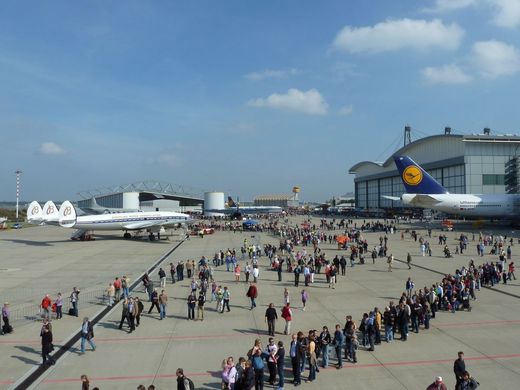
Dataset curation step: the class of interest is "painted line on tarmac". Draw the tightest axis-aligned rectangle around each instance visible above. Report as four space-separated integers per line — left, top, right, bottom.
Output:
7 352 515 385
4 319 520 347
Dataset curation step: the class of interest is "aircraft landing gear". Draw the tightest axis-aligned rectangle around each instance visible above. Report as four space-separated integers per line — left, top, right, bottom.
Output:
148 233 156 241
123 232 131 239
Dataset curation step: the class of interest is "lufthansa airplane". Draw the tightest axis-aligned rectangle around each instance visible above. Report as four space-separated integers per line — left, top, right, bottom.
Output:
28 200 192 240
387 155 518 218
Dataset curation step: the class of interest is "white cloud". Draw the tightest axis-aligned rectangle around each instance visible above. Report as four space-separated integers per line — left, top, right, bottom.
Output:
244 68 299 81
488 0 520 28
39 142 65 155
421 64 473 84
338 105 354 115
331 18 464 53
423 0 476 13
248 88 329 115
472 40 520 78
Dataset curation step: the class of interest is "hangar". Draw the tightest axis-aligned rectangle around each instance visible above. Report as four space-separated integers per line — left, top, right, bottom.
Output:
349 127 520 211
77 180 204 212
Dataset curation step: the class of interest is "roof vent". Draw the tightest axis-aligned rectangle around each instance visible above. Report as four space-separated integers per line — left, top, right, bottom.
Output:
483 127 491 135
444 127 451 135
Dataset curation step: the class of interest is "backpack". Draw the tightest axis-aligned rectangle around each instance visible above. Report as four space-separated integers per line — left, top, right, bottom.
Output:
183 377 195 390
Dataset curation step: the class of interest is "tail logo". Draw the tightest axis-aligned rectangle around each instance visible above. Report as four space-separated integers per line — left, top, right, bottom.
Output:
46 206 55 214
403 165 423 186
31 206 40 215
63 206 72 216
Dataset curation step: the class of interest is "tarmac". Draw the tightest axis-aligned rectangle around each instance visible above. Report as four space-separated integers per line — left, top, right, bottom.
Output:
1 217 520 390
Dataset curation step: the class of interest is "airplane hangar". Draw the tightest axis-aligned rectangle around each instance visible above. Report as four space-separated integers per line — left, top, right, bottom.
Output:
349 127 520 211
77 180 204 212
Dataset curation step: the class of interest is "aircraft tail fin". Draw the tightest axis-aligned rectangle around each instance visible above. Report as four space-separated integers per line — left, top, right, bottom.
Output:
27 201 43 224
42 201 59 223
394 156 448 195
58 200 77 228
227 196 237 208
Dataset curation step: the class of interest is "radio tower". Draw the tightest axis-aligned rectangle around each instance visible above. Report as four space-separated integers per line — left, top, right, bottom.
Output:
15 170 22 221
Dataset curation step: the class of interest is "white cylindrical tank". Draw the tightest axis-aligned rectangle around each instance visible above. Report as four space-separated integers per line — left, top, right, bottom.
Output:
122 192 140 210
204 192 225 216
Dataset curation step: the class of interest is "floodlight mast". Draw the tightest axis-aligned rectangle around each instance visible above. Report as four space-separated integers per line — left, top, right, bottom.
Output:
15 170 22 221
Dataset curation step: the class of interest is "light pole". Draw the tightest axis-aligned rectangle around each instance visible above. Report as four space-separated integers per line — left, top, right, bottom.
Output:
15 170 22 221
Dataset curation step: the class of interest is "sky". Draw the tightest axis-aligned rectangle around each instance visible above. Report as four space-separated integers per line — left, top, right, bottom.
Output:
1 0 520 203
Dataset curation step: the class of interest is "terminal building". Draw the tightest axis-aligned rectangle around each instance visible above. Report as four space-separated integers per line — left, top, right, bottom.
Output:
349 127 520 211
254 187 301 208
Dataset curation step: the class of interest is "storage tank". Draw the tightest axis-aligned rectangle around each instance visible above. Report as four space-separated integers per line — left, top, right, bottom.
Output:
204 192 225 216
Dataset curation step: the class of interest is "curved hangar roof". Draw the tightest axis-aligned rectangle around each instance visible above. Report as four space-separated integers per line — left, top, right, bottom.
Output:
349 134 465 176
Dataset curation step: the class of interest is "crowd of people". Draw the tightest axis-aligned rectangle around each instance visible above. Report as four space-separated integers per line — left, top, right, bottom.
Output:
7 215 515 389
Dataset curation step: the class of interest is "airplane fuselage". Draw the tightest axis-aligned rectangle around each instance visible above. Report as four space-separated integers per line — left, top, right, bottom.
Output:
71 212 190 231
402 193 518 218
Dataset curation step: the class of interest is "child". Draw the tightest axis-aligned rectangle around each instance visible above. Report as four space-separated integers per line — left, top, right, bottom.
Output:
301 289 308 311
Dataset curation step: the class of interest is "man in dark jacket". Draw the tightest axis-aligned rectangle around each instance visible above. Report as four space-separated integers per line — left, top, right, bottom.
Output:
289 333 301 386
453 351 466 389
265 303 278 336
176 368 194 390
41 324 54 365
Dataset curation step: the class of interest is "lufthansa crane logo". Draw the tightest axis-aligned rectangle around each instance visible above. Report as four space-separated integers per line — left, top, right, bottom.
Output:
63 206 72 216
403 166 423 186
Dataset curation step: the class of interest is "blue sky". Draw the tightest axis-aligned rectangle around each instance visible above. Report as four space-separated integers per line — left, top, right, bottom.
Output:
1 0 519 203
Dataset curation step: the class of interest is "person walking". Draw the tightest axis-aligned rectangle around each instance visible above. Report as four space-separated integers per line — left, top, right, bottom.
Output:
158 268 167 288
55 293 63 320
2 302 12 334
170 262 176 284
196 291 206 321
176 368 195 390
234 263 241 283
113 277 122 302
81 374 90 390
252 266 259 283
245 262 251 283
319 326 331 368
40 323 54 365
106 283 115 307
387 254 393 272
159 290 168 320
70 287 80 317
426 376 447 390
40 294 52 320
127 297 137 332
122 275 130 298
281 303 292 335
222 286 231 312
406 253 412 270
187 292 196 320
453 351 466 389
80 317 96 354
118 298 130 330
333 324 344 369
246 283 258 310
148 288 160 315
135 297 144 327
289 333 301 386
276 341 285 390
266 338 278 385
265 303 278 336
301 290 308 311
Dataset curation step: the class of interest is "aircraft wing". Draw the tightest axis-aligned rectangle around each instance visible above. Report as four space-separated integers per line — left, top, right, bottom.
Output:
408 194 442 207
122 221 165 230
382 195 401 201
